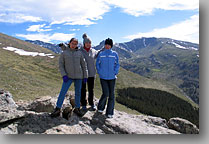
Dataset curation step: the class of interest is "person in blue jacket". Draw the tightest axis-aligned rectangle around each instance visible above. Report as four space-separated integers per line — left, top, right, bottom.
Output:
96 38 120 118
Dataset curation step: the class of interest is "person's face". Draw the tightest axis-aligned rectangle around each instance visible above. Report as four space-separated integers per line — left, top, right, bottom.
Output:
105 44 111 49
84 42 91 49
69 40 78 49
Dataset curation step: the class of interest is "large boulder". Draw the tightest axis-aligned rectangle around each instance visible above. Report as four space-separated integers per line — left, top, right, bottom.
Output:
0 89 17 108
0 108 26 124
26 96 56 113
140 115 168 128
167 117 199 134
16 92 75 113
0 89 26 124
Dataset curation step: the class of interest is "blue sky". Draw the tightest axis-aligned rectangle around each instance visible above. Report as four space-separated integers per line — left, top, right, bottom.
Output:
0 0 199 45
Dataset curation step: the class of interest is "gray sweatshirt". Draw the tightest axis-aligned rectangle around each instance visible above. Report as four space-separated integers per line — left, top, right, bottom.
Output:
59 47 88 79
80 47 102 77
60 44 104 78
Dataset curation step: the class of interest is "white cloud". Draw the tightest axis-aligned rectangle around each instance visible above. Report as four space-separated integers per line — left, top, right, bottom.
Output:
0 13 42 23
50 33 75 42
26 24 52 32
16 33 75 43
70 29 80 31
106 0 199 16
65 19 96 26
0 0 199 25
124 14 199 43
0 0 110 25
44 25 51 29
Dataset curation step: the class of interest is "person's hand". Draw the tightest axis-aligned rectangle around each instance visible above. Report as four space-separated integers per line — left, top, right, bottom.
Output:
62 75 69 82
83 78 88 84
58 43 64 47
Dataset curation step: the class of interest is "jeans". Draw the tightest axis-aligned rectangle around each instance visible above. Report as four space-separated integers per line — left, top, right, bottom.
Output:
81 77 95 106
56 79 82 109
97 79 116 115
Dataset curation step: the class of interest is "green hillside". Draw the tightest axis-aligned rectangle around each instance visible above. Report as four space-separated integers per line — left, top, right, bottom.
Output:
116 87 199 127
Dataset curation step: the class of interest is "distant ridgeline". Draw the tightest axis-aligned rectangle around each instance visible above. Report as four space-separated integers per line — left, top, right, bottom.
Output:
116 87 199 127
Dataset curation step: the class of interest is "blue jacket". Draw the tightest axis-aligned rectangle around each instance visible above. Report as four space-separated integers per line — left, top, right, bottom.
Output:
96 49 120 80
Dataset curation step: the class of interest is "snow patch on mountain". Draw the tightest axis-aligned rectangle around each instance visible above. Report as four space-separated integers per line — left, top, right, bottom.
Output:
170 42 198 51
143 38 147 47
171 42 187 49
190 47 198 51
2 46 54 58
114 43 129 52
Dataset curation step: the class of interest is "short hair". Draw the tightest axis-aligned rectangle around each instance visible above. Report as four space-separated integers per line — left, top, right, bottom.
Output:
69 38 78 43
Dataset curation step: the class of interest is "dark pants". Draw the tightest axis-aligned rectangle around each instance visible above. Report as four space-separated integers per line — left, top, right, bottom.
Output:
80 77 95 106
97 79 116 115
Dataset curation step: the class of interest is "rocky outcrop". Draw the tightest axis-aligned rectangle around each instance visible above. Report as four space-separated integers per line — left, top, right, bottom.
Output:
0 89 17 108
0 90 199 134
0 89 25 124
167 117 199 134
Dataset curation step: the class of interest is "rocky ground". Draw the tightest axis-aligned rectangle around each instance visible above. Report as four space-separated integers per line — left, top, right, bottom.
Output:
0 89 199 134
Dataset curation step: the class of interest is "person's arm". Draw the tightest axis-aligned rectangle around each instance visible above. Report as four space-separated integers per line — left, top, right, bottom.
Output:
80 53 88 78
59 53 67 76
114 53 120 75
59 43 68 51
96 53 101 75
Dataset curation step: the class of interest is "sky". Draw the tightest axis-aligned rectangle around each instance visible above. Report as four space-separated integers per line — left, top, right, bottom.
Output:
0 0 199 45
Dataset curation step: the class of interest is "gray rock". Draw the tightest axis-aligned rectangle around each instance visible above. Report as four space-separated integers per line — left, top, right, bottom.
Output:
0 90 17 109
0 90 25 124
17 95 73 113
0 93 196 134
26 96 55 113
140 115 168 128
0 131 5 134
0 108 26 124
0 123 19 134
168 117 199 134
102 111 179 134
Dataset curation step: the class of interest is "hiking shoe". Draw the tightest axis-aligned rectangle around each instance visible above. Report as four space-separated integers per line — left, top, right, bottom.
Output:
50 107 61 118
82 106 87 111
90 105 97 111
97 110 103 114
73 108 83 117
106 114 113 119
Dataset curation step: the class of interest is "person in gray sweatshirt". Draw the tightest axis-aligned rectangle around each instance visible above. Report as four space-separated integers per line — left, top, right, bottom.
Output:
55 34 104 111
80 33 103 111
50 38 88 117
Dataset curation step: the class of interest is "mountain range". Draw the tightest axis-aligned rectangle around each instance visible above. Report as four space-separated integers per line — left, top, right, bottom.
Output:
26 37 199 104
0 32 198 115
116 38 199 104
25 40 61 54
